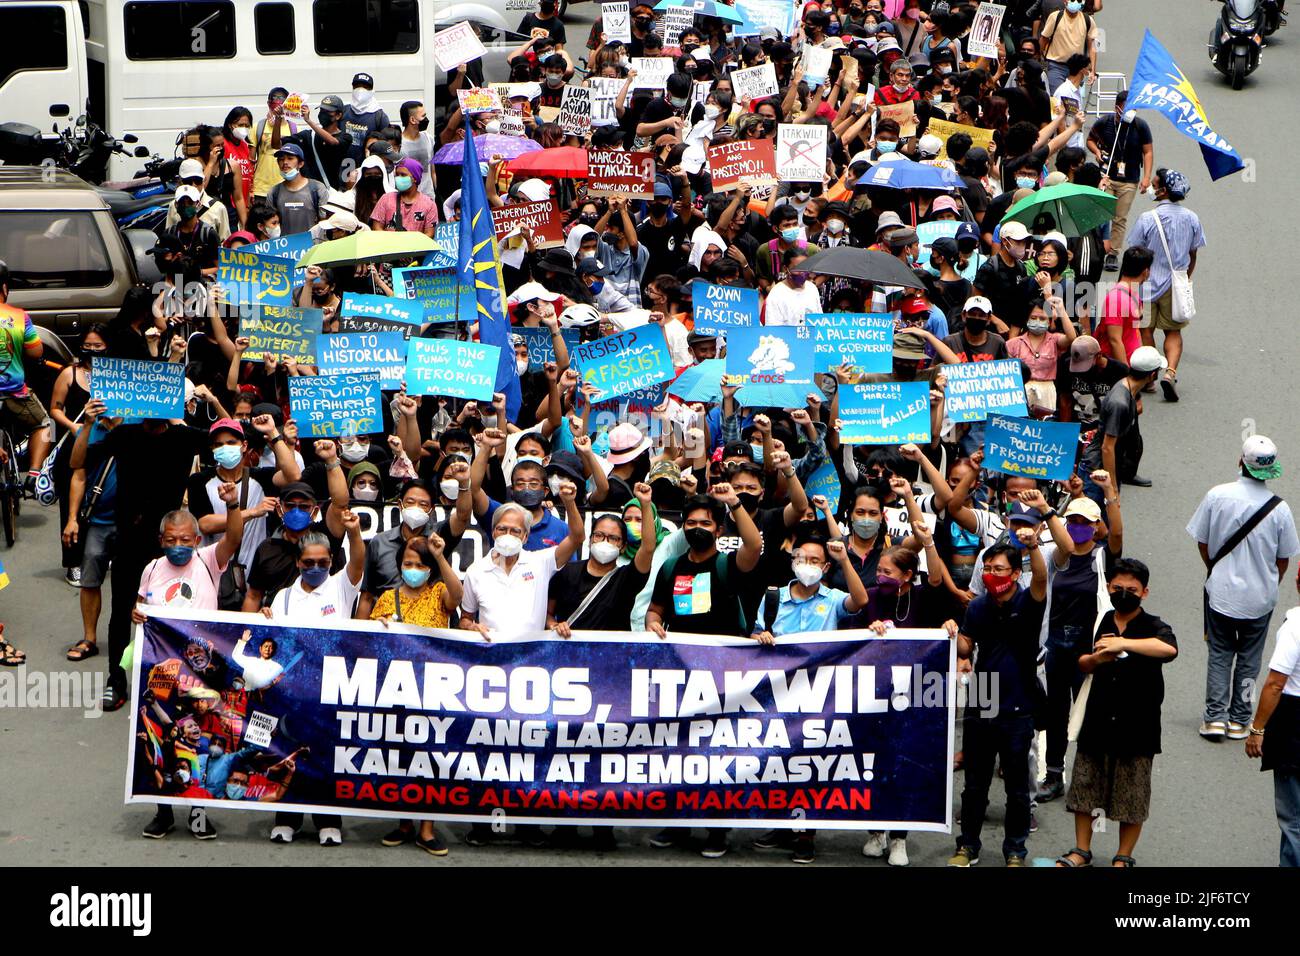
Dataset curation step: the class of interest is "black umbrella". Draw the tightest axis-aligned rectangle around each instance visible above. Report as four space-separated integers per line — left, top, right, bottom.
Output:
798 247 925 289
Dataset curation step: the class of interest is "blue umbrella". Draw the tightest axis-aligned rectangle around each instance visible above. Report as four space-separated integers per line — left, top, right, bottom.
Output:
652 0 744 24
735 381 806 410
858 157 964 191
670 359 726 404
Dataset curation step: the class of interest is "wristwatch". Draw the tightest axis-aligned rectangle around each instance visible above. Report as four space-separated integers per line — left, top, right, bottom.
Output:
269 433 283 444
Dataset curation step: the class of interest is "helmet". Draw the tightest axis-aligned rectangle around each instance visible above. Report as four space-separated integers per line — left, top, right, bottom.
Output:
559 303 601 327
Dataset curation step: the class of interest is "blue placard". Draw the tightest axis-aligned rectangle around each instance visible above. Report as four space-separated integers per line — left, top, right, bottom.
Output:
245 232 316 270
405 338 502 401
692 281 759 338
943 359 1028 423
392 266 461 323
589 381 667 413
984 415 1081 481
340 293 423 327
236 303 321 364
317 332 408 390
570 324 674 403
803 461 843 513
288 372 383 438
733 0 796 37
91 357 186 422
839 381 932 445
217 247 294 306
801 312 894 373
725 326 817 388
517 326 581 371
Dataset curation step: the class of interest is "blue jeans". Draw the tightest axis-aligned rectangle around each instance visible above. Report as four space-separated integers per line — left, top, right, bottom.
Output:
958 711 1035 860
1203 596 1273 725
1076 460 1105 511
1278 770 1300 867
1045 61 1070 96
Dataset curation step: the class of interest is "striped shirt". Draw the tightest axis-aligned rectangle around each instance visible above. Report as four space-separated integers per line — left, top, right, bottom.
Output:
1129 201 1206 299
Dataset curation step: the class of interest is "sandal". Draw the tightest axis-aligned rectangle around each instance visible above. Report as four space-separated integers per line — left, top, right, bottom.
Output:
1055 848 1092 868
1112 854 1137 868
0 629 25 666
67 639 100 662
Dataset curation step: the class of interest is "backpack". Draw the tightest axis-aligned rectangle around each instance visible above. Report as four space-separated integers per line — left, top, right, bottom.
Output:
1041 9 1093 57
662 551 748 634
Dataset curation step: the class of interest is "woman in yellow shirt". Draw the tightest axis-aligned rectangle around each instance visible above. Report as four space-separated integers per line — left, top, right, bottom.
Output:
368 534 462 855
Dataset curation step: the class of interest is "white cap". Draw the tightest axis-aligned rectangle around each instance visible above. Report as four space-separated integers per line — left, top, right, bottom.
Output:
690 46 712 61
174 185 203 203
999 220 1031 242
1041 230 1069 247
1128 345 1168 374
963 295 993 314
506 281 558 307
917 134 943 158
1242 435 1282 480
178 158 205 180
514 177 552 202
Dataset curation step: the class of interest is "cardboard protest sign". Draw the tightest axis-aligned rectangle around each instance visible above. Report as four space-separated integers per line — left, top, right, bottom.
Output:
499 108 528 137
731 63 779 101
839 382 932 445
405 339 501 400
217 247 294 306
91 357 186 421
457 87 503 114
943 359 1029 423
571 325 674 402
237 303 321 364
431 22 487 72
490 200 565 249
706 139 777 191
802 45 833 88
877 100 918 138
984 414 1081 481
340 293 422 327
967 3 1006 59
588 77 623 126
776 124 828 182
927 117 995 158
801 312 894 373
630 57 675 90
317 332 408 390
517 326 581 371
603 1 632 43
693 281 759 337
661 7 696 46
289 372 383 438
558 85 592 138
586 148 655 198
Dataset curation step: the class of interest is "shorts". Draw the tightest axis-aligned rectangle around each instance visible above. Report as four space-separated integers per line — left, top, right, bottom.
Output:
1 391 51 433
1149 290 1186 332
80 522 118 588
1065 750 1154 824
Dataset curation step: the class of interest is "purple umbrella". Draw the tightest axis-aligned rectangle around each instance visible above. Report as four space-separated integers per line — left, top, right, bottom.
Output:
432 135 542 165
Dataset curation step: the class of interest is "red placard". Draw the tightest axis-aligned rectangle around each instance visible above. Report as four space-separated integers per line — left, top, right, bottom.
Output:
586 148 655 199
706 139 778 192
491 200 565 249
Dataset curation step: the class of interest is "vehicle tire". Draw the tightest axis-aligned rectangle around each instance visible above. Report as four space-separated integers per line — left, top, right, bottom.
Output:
1230 53 1247 89
0 430 18 548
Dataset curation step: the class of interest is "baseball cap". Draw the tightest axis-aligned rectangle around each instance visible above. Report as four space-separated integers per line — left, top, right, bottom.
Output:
274 143 305 160
653 181 674 199
150 233 186 254
251 402 284 426
999 220 1030 242
963 295 992 314
1006 501 1042 525
875 211 904 234
897 292 930 316
319 94 345 113
209 418 244 439
1242 435 1282 480
367 140 396 160
174 185 203 203
1159 168 1190 200
1062 496 1102 523
877 36 901 53
687 330 716 345
178 158 205 181
1068 335 1102 373
576 256 610 277
352 72 375 89
917 134 944 158
279 481 318 503
849 150 874 170
930 195 960 215
893 330 928 361
928 236 960 261
759 26 782 40
647 460 682 485
506 281 558 307
1128 345 1168 374
955 221 980 245
607 423 652 465
722 440 755 462
1044 171 1069 187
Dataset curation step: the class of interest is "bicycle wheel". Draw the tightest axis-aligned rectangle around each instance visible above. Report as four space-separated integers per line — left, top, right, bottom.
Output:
0 429 17 548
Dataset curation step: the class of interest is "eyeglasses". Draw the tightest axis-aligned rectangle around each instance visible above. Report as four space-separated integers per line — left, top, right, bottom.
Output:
400 500 432 512
590 531 623 545
513 478 544 490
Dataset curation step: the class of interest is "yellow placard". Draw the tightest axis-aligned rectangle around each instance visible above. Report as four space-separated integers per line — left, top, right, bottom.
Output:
926 118 995 159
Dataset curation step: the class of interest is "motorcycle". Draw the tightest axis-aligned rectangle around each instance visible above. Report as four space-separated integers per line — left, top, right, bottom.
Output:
1209 0 1272 90
0 113 151 184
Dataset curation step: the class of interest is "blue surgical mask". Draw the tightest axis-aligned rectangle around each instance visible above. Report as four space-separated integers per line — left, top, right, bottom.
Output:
589 279 604 295
1015 176 1037 190
401 567 432 588
1066 0 1083 12
212 445 243 470
225 783 246 800
300 565 329 588
282 507 313 532
780 227 800 243
394 175 414 192
164 545 194 566
280 167 300 182
877 140 898 154
750 443 765 464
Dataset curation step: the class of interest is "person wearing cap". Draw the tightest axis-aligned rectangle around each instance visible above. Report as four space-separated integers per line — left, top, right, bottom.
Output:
287 94 350 191
867 210 906 254
186 412 302 606
161 184 221 274
1056 334 1129 430
1078 344 1166 504
815 201 855 249
1189 436 1300 743
594 197 650 306
369 157 437 236
251 87 299 201
164 157 233 241
339 72 391 165
944 295 1008 362
973 219 1037 335
577 255 631 314
265 143 330 237
926 195 961 223
885 225 920 269
927 236 971 316
1126 168 1205 402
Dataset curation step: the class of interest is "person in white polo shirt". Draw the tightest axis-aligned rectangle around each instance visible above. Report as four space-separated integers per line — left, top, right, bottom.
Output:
1246 581 1300 867
264 507 365 848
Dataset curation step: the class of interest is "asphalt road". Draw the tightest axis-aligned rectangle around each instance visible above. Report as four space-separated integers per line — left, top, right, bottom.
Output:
0 3 1293 867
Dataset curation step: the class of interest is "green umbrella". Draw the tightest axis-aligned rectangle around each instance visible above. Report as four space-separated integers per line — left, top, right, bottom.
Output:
297 231 439 269
999 183 1117 238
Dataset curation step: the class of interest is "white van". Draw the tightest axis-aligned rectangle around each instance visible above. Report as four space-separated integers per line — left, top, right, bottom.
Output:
0 0 90 132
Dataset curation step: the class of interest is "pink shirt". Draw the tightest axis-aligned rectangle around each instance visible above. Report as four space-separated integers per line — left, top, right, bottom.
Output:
370 191 438 233
1006 331 1064 381
1099 284 1142 360
138 543 227 610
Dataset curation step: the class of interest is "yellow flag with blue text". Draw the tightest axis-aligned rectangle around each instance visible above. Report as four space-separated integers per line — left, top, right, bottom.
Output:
1128 31 1245 181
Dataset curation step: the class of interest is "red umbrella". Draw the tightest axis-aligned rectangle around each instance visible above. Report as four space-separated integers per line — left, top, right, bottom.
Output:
505 146 589 178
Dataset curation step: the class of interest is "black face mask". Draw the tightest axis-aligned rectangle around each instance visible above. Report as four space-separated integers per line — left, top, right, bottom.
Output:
893 360 921 380
1110 589 1142 614
685 527 715 552
736 492 761 513
417 117 430 132
579 213 599 226
964 318 989 334
634 16 653 28
511 488 547 509
318 110 339 127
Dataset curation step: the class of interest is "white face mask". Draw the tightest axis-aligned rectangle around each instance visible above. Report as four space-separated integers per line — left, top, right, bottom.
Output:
233 126 250 141
439 479 461 500
494 532 523 557
795 190 811 201
340 442 368 463
705 104 721 119
826 219 846 235
793 562 824 587
1027 319 1050 334
266 225 281 239
352 88 373 108
516 358 530 376
548 475 566 496
485 120 502 134
352 485 379 502
590 541 620 564
401 506 430 529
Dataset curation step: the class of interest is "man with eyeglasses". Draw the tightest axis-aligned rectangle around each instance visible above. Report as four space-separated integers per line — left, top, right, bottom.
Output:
471 428 575 555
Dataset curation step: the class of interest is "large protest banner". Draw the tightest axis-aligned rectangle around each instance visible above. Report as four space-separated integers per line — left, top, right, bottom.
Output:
217 247 294 306
317 332 408 389
706 139 777 192
587 148 655 198
405 338 501 400
839 381 932 445
490 200 565 249
288 372 383 437
571 324 674 402
984 414 1081 481
801 312 894 373
236 303 321 364
943 359 1028 422
91 357 186 420
692 281 759 337
127 609 955 831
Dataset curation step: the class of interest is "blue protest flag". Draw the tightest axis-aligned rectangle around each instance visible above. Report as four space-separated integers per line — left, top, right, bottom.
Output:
1128 30 1245 181
458 129 521 419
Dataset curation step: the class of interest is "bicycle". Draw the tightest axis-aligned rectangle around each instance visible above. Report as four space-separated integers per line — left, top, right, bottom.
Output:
0 419 21 548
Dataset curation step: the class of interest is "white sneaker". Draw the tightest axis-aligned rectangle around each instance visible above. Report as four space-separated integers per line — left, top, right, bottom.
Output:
888 837 910 867
319 827 343 846
269 825 295 844
1226 721 1250 740
861 831 887 858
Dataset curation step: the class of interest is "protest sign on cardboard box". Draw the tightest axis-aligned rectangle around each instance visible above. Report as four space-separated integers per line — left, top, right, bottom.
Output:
706 139 777 191
587 148 655 198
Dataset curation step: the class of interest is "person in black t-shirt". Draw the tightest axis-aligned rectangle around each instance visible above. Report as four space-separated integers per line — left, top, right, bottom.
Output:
1055 335 1128 428
1087 91 1155 270
974 221 1036 333
288 95 351 190
519 0 568 49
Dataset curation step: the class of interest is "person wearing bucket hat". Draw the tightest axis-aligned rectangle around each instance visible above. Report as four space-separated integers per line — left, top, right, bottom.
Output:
601 423 652 505
1189 435 1300 744
369 156 437 236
